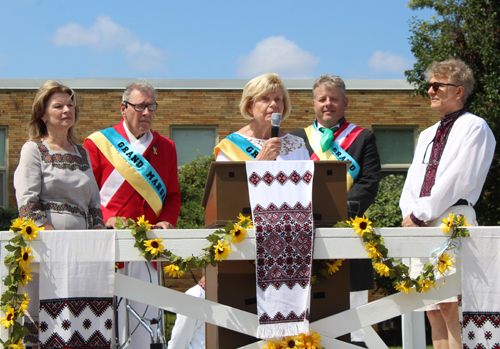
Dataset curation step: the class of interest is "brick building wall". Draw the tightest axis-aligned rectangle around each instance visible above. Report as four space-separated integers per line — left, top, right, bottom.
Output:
1 82 439 210
0 79 439 292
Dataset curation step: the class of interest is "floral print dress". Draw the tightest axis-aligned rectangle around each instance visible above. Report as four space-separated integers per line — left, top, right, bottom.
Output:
14 139 103 230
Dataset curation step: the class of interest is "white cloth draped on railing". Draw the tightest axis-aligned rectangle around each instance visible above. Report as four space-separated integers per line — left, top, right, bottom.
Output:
246 160 315 339
462 227 500 348
39 230 115 348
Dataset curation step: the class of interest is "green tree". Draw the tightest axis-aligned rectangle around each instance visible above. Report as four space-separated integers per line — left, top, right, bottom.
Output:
176 154 215 229
406 0 500 225
369 174 406 228
0 208 19 231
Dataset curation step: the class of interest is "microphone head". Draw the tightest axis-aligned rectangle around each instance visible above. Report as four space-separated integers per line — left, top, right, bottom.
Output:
271 113 282 127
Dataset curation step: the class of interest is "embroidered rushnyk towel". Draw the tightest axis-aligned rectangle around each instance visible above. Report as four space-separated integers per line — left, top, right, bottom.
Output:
462 227 500 348
39 230 115 348
246 160 315 339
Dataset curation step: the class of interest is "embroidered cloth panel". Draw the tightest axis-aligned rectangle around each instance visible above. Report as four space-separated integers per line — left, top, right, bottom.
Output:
246 160 315 339
462 227 500 348
39 230 115 348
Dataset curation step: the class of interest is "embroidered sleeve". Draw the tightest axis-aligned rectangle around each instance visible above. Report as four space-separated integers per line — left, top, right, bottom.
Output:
281 135 308 156
19 202 47 222
14 142 48 225
89 207 104 229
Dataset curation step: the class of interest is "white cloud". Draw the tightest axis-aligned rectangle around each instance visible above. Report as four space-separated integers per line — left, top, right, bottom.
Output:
236 36 320 79
368 51 414 75
51 15 165 72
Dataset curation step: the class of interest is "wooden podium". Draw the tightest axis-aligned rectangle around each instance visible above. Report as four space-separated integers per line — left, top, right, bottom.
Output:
201 161 351 348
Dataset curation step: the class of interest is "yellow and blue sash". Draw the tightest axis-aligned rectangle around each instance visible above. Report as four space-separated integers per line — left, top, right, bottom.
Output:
305 124 360 191
214 133 261 161
87 128 166 218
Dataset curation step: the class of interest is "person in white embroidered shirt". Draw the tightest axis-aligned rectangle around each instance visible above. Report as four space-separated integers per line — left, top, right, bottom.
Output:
168 276 206 349
400 58 496 349
214 73 309 161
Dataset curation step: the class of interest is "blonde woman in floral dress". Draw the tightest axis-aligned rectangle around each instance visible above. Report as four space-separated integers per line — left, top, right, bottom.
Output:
13 80 103 346
14 80 103 230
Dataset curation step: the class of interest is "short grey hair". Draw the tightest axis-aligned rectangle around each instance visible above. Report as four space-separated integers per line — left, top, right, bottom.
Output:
425 58 475 102
122 79 157 102
313 74 346 99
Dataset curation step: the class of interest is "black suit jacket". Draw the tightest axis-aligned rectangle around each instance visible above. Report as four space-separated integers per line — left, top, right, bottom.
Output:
290 120 381 218
291 120 381 291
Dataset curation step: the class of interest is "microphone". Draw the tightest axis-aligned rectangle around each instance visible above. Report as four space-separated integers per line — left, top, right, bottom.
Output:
271 113 282 138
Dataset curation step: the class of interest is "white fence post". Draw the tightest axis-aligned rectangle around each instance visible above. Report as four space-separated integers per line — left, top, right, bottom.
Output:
402 311 426 349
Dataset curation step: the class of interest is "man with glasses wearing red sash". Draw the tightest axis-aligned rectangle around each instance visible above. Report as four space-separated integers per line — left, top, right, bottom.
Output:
400 59 495 349
85 79 181 348
291 74 381 347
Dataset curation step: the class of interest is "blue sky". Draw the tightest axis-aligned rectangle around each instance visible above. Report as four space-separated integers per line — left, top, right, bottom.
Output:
1 0 434 80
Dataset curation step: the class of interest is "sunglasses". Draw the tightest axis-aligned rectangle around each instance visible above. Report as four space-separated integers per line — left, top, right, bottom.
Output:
424 82 458 92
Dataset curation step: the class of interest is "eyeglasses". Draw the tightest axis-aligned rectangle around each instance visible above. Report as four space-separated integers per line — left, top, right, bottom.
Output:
124 101 158 112
424 82 458 92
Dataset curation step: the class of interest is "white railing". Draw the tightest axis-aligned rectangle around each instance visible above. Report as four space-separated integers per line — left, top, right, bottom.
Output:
1 227 484 348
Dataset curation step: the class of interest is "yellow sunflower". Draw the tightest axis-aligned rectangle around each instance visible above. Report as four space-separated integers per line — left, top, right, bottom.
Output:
299 329 323 348
0 307 15 329
237 213 254 228
18 293 30 313
264 340 283 349
326 259 343 275
19 267 34 287
350 216 372 237
20 219 43 241
438 253 454 275
365 242 383 259
374 263 391 277
9 217 26 231
144 238 165 256
136 216 152 230
214 240 231 261
230 223 247 244
280 336 302 349
8 338 25 349
419 279 436 293
440 213 455 234
163 264 184 278
395 281 413 294
16 245 35 269
456 214 471 227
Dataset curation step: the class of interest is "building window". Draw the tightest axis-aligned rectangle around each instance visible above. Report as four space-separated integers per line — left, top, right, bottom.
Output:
170 126 217 166
373 127 416 176
0 127 7 208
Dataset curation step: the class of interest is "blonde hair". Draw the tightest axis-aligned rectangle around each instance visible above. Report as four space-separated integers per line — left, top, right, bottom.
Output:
28 80 80 143
425 58 475 102
313 74 346 99
239 73 291 121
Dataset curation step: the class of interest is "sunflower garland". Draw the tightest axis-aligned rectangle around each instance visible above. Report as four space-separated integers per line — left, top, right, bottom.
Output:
117 213 253 278
338 214 470 294
0 217 41 348
263 329 323 349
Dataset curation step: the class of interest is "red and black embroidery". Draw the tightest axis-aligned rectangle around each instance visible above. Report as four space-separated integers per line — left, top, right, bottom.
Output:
40 297 113 349
463 312 500 348
249 170 313 187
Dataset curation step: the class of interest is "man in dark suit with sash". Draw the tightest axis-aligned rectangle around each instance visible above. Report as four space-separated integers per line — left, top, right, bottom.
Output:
291 74 381 347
